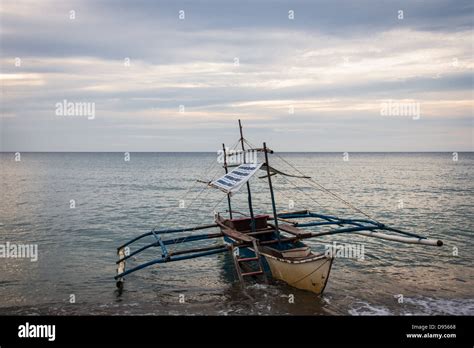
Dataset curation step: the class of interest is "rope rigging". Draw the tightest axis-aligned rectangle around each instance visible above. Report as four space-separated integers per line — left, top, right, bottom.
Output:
148 137 242 234
242 137 379 223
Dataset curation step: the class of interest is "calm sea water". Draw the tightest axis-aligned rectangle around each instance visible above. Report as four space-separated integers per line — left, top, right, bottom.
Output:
0 152 473 315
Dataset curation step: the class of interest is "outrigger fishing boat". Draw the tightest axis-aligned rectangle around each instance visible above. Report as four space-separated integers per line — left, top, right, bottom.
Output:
115 120 443 294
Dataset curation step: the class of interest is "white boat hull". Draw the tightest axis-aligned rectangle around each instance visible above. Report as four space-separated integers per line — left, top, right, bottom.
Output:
262 252 333 294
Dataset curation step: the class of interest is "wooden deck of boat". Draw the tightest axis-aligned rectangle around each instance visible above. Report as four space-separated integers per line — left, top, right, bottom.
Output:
220 227 255 242
216 217 277 243
268 223 312 238
216 216 313 243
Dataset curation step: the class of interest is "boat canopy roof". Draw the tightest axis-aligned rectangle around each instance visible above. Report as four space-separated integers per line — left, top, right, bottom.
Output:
210 162 263 196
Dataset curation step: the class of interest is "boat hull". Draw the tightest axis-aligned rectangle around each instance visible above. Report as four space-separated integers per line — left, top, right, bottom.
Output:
261 252 333 294
219 215 333 295
224 234 333 294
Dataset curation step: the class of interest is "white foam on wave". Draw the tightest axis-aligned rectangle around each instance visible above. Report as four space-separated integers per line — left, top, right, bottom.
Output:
348 297 474 316
402 297 474 315
348 301 393 316
247 283 270 290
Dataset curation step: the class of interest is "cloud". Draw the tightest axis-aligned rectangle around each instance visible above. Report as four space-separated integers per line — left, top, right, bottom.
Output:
0 0 473 151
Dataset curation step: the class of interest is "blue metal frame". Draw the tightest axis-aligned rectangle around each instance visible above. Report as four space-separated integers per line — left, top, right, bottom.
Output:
278 211 427 240
117 224 218 250
117 232 222 264
115 246 228 279
115 210 433 281
151 229 169 259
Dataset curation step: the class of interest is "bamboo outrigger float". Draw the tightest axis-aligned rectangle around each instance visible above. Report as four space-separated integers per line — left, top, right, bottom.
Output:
115 120 443 294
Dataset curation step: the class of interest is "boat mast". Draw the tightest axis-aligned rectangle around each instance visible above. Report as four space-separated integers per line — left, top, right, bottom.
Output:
263 142 280 241
238 119 256 231
222 143 233 219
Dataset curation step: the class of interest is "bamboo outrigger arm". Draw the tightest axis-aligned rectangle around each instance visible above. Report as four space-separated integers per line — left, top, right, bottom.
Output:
114 209 442 286
277 210 443 247
114 223 222 284
115 245 229 280
355 230 442 246
117 223 218 250
116 232 224 264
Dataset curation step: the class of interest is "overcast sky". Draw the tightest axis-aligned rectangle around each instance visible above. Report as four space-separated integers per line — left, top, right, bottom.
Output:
0 0 473 151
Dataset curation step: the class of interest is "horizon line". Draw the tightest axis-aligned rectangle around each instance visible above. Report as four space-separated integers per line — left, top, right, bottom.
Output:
1 151 473 154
